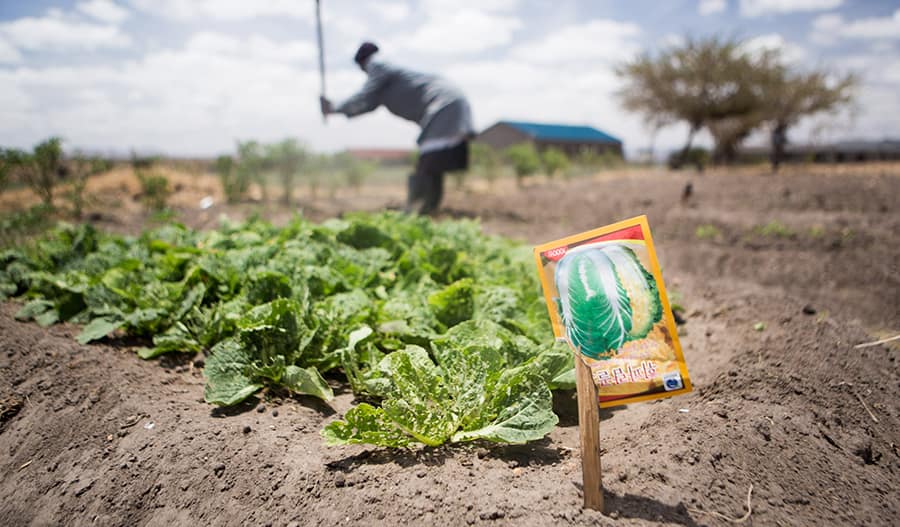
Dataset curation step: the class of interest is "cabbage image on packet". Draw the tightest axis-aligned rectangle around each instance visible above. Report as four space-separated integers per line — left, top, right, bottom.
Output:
534 215 692 407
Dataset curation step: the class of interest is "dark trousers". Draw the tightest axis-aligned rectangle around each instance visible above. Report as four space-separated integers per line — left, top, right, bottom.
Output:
407 141 469 215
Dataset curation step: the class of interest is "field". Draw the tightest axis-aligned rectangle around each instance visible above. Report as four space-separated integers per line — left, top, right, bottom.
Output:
1 164 898 526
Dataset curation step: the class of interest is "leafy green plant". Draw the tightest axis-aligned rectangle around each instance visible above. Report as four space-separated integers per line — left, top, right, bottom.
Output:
541 147 570 178
695 224 722 240
753 220 794 238
504 143 541 186
2 212 576 448
0 203 55 249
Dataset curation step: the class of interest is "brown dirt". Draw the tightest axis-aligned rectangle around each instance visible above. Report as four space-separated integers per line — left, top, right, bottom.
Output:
1 165 899 526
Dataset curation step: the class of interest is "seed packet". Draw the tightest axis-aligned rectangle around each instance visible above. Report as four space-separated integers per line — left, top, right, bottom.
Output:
534 215 692 407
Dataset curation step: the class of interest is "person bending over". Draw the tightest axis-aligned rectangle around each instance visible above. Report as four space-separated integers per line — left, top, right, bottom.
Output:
320 42 474 215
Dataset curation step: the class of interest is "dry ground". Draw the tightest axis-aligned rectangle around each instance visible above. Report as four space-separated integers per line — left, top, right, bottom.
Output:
1 163 898 526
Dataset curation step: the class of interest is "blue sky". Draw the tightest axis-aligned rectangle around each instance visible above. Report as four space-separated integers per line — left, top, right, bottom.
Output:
1 0 898 157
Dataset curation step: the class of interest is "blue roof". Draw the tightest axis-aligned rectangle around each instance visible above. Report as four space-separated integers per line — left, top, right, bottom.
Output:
501 120 622 144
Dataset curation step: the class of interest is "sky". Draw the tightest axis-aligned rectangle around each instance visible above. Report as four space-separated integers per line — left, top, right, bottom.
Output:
0 0 898 158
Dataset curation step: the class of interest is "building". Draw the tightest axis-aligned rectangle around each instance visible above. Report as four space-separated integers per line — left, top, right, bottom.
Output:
477 120 623 157
738 140 900 164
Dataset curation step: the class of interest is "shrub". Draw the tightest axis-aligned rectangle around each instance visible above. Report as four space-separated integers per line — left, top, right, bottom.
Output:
668 147 709 171
131 153 169 211
2 137 64 206
267 139 308 205
66 154 110 219
214 155 245 203
470 143 501 185
235 141 269 201
541 147 570 178
504 143 541 186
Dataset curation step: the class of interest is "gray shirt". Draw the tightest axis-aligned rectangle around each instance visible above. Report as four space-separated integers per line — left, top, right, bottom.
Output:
335 58 474 146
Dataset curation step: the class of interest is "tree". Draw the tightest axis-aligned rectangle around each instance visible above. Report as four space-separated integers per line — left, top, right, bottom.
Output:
617 36 758 165
504 143 541 186
619 36 856 169
541 147 570 178
266 139 308 205
235 140 269 201
3 137 65 206
763 68 856 171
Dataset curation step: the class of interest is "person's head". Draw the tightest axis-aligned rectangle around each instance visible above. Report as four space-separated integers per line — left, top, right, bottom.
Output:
354 41 379 71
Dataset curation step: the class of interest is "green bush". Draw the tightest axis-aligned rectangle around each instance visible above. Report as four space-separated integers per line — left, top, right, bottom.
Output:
541 147 570 178
214 155 244 203
131 154 169 211
2 137 64 206
267 139 308 205
668 147 709 171
470 143 501 185
235 140 269 201
504 143 541 186
66 154 110 219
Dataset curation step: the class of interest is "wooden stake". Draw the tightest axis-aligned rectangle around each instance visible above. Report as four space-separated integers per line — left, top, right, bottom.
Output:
575 354 603 511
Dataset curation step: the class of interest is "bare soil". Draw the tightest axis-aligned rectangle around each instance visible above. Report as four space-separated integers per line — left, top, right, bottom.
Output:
1 165 898 526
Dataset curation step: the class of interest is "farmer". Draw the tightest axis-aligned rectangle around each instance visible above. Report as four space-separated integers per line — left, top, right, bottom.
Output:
320 42 474 215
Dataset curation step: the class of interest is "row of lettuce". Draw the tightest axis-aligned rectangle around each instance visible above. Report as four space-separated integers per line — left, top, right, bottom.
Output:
0 213 574 447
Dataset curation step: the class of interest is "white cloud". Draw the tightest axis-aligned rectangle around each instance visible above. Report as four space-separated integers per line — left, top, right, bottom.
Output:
0 14 131 51
699 0 727 16
77 0 130 24
741 34 807 63
0 37 23 64
812 9 900 41
370 2 410 23
421 0 520 13
740 0 842 17
511 19 642 64
186 32 315 62
401 9 522 54
128 0 313 21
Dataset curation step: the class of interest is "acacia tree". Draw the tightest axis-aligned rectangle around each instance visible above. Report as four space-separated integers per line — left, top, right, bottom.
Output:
763 68 856 170
617 36 758 165
618 36 856 169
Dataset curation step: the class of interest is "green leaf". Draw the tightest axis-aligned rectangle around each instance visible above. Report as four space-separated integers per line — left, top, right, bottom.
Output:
204 339 263 406
321 403 411 448
452 363 558 444
15 298 54 321
379 347 457 446
282 365 334 401
532 341 576 390
427 278 475 328
77 317 122 344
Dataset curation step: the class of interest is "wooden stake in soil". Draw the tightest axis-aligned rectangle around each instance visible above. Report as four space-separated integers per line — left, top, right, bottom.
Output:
575 354 603 511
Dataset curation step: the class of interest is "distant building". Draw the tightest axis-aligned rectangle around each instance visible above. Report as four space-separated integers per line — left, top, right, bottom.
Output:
345 148 413 165
739 140 900 163
477 120 623 157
